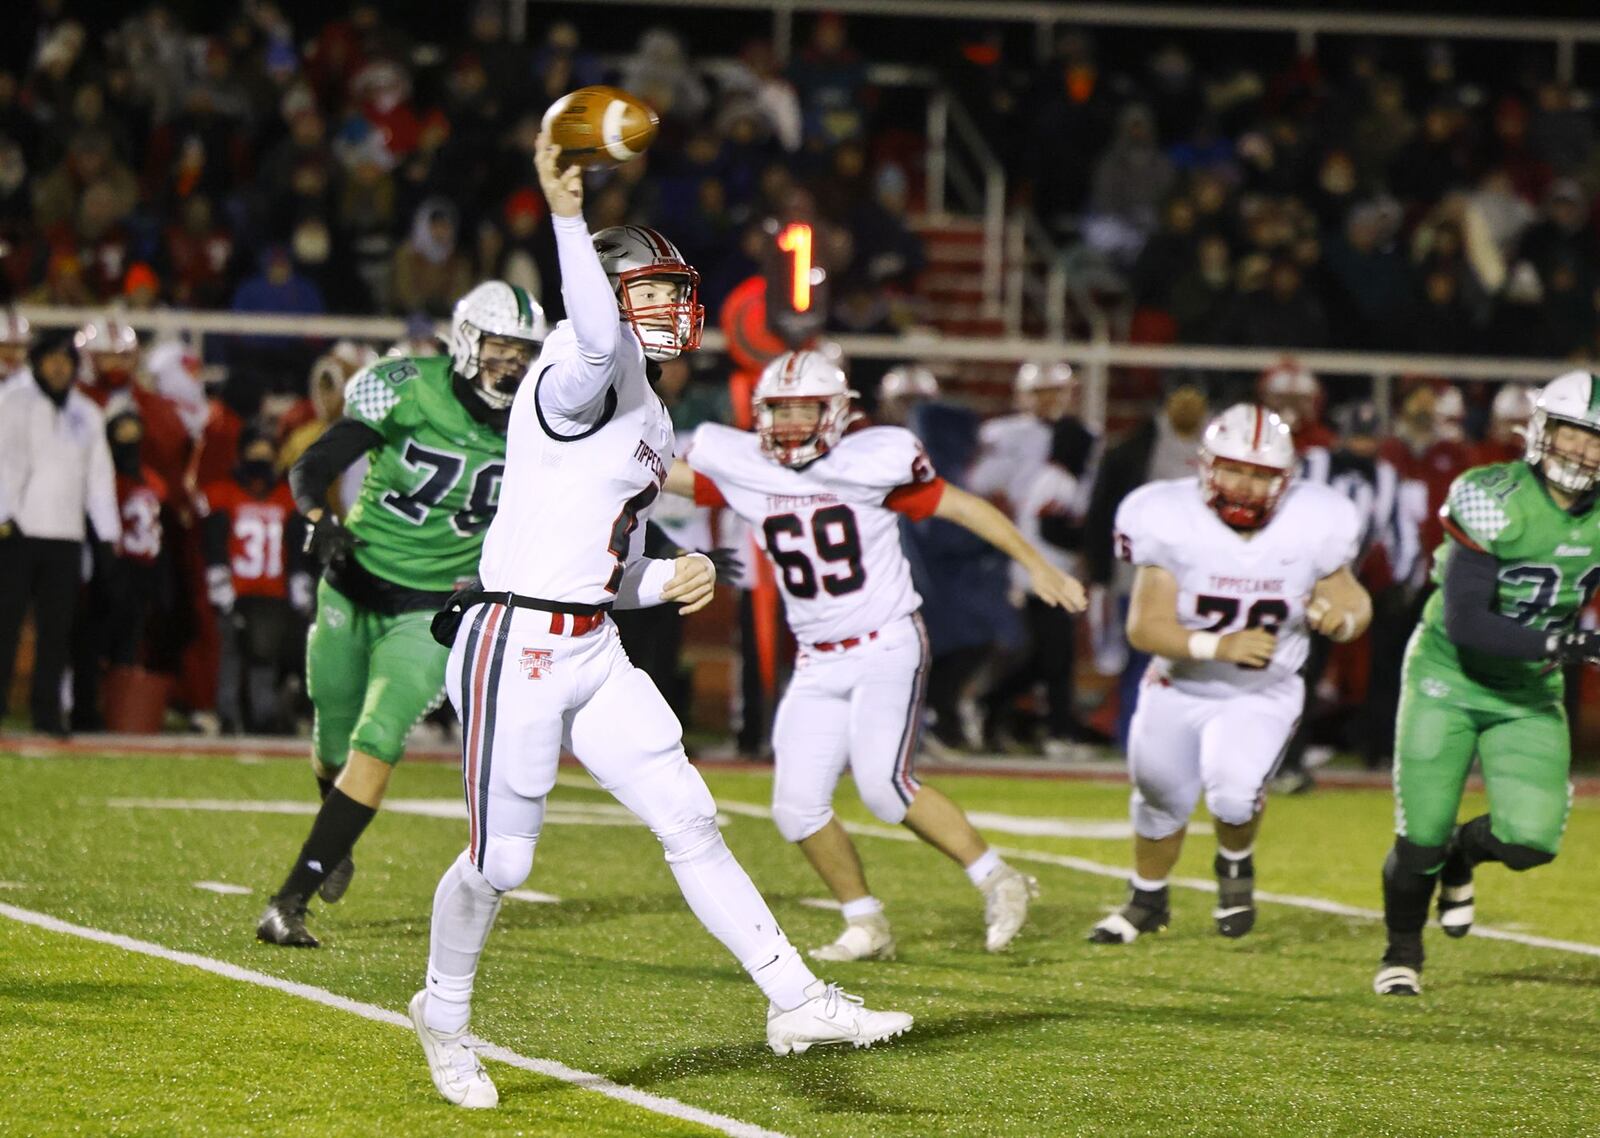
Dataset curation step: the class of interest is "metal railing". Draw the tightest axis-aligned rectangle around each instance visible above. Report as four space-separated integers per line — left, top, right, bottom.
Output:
20 305 1573 434
925 90 1009 321
544 0 1600 81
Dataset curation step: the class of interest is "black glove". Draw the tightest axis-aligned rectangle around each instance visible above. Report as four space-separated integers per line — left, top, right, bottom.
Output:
304 513 359 567
702 546 744 584
1550 629 1600 666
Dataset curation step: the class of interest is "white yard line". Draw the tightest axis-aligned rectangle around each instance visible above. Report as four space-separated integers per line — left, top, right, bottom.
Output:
506 889 562 904
0 903 787 1138
193 881 252 896
698 790 1600 961
101 783 1600 960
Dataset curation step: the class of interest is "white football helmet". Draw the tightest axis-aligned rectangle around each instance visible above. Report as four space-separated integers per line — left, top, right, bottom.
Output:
1200 403 1296 529
75 316 140 388
1433 384 1466 441
880 364 940 403
449 281 547 410
1527 370 1600 494
593 225 704 361
1015 360 1074 394
754 350 859 468
1490 383 1536 433
1257 359 1321 430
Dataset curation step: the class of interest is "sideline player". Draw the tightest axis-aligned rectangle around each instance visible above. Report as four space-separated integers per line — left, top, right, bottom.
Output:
1374 372 1600 996
409 135 911 1110
667 350 1086 959
254 280 545 947
1089 405 1370 944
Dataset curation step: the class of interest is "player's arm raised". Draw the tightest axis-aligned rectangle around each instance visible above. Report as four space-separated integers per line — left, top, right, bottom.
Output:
535 128 620 417
1306 565 1373 643
933 483 1087 612
1126 564 1276 667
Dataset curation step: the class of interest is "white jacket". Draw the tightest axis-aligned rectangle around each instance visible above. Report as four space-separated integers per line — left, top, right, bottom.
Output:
0 376 121 543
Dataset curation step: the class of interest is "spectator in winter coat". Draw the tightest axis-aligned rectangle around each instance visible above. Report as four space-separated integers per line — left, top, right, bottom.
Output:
0 333 121 735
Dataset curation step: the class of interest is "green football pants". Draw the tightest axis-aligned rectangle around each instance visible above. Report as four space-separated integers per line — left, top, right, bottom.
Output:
305 579 447 768
1393 634 1571 856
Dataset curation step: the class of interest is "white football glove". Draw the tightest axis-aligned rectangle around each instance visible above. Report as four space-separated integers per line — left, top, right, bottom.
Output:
206 565 236 612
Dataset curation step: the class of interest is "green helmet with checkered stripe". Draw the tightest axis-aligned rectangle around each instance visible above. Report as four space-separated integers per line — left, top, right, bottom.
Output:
449 280 548 410
1527 370 1600 494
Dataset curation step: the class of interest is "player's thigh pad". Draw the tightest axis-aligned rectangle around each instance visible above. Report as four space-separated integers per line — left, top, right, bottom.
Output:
349 608 447 764
846 617 930 825
770 661 852 842
455 604 575 856
1392 650 1482 848
1197 680 1302 826
1477 708 1573 857
1127 680 1205 838
567 645 719 853
306 579 369 769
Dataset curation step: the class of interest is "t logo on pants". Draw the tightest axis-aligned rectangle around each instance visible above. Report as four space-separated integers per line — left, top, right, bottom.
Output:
519 648 554 679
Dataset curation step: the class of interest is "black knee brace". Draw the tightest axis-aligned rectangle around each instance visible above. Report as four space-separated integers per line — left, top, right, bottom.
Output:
1386 837 1447 879
1456 814 1556 872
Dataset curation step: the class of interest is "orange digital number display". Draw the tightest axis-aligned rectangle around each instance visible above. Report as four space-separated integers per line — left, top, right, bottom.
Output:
777 222 813 312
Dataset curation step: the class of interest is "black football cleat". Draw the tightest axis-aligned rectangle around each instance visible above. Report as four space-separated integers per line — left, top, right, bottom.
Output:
318 856 356 904
1213 851 1256 938
256 895 319 947
1436 828 1474 939
1088 886 1171 944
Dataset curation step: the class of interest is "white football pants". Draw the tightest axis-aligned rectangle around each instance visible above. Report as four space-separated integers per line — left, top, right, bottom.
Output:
1126 672 1303 839
424 601 816 1023
770 613 929 843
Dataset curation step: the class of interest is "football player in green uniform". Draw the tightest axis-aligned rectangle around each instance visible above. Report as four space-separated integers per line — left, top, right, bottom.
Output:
257 281 545 947
1375 371 1600 996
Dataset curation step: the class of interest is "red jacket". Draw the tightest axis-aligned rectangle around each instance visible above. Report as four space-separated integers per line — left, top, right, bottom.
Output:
115 467 168 565
199 478 298 600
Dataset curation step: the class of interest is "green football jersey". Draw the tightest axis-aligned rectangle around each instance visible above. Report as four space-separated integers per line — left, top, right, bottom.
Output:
341 356 506 592
1420 460 1600 688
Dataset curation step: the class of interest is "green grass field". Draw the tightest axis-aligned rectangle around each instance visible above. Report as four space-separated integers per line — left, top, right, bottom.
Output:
3 748 1599 1138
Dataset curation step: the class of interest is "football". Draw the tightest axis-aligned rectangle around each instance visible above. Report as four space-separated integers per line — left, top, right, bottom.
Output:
541 85 659 169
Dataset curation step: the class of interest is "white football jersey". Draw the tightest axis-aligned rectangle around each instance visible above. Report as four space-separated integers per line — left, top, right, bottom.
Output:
1114 477 1360 697
478 321 674 604
968 412 1050 512
688 422 943 644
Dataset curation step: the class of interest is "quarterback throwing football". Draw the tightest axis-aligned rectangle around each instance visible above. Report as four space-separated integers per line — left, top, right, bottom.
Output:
667 350 1086 959
1090 404 1371 945
409 135 910 1110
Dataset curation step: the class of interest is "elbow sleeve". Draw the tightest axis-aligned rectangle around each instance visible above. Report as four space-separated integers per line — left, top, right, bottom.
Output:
1441 545 1550 660
289 419 382 515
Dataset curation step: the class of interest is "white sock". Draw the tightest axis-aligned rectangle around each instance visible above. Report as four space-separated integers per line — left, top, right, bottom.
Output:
964 848 1003 887
423 850 504 1035
1130 872 1168 893
657 820 817 1010
840 896 884 921
1218 844 1254 861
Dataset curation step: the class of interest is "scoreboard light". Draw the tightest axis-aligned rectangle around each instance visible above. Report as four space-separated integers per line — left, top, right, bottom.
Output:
763 218 829 348
777 222 813 312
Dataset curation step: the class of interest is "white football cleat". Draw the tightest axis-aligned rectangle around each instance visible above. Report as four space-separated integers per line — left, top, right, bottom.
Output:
1373 965 1422 997
809 914 896 962
980 864 1039 952
766 981 913 1056
409 990 499 1108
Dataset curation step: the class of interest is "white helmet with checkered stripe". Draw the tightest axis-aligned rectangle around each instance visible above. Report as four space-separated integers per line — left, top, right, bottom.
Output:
1528 370 1600 493
450 280 547 410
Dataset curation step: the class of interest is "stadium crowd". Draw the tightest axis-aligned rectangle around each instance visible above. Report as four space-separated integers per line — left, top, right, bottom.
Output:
1 2 1597 775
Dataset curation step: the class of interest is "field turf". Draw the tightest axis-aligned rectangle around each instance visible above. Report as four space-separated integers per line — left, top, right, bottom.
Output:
2 748 1598 1137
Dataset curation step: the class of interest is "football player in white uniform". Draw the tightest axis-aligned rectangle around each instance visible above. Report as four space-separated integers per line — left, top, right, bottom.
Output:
666 350 1087 960
1088 405 1371 945
410 136 911 1110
